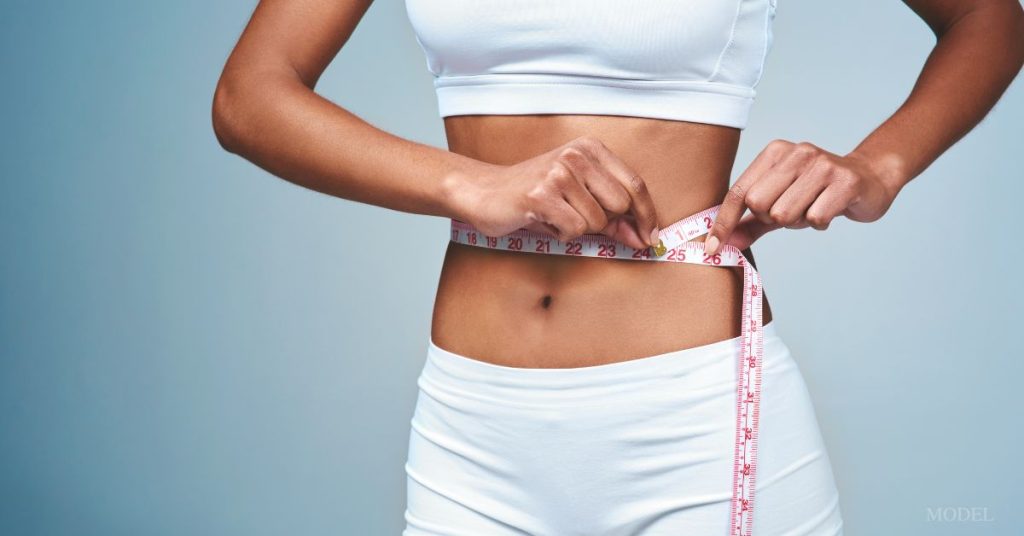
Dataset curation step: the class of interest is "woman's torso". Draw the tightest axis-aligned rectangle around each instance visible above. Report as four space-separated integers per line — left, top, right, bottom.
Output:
432 114 773 368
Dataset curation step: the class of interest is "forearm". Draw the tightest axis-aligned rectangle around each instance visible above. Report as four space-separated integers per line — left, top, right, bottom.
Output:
212 71 489 220
848 2 1024 199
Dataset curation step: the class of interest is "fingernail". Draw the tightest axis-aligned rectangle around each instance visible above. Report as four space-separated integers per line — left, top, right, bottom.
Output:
705 236 719 254
649 227 660 247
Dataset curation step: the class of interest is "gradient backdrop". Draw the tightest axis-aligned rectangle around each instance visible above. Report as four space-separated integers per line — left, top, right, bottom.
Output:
2 1 1021 534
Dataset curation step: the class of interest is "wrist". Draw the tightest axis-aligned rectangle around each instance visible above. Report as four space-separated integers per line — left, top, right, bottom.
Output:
439 158 495 223
846 148 911 202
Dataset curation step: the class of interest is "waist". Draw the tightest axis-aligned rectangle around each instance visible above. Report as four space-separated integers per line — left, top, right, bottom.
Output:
433 116 761 367
432 208 772 368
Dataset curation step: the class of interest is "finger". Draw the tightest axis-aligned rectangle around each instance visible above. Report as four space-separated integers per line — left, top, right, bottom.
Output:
746 143 819 225
805 180 856 231
567 152 649 249
524 208 647 250
766 155 832 227
579 137 660 246
553 145 614 232
720 213 784 251
562 181 612 235
601 214 648 250
568 147 631 220
706 140 789 256
584 175 644 245
527 191 589 242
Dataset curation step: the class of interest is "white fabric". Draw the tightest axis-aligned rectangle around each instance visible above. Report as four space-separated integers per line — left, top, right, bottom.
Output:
403 321 844 535
403 0 778 129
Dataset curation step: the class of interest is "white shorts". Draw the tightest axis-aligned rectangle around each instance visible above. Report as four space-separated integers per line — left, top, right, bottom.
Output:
403 321 844 535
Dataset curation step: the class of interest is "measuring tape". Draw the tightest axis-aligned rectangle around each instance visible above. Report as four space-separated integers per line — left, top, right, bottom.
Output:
448 204 765 536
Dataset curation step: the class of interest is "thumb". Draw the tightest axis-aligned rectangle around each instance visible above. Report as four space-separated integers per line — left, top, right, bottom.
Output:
719 213 783 251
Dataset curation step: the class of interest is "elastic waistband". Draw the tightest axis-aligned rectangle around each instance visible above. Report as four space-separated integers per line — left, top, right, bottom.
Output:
424 320 781 393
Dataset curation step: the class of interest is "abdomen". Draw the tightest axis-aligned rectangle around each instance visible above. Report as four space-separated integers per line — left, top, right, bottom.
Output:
430 114 773 367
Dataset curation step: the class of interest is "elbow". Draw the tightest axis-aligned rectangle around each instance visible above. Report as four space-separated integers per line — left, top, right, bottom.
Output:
991 1 1024 70
1013 7 1024 70
211 76 243 154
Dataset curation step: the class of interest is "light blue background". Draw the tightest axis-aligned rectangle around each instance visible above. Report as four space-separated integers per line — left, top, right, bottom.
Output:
1 1 1020 534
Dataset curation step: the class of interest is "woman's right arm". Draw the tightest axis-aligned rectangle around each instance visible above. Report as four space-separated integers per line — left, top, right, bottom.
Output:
212 0 660 249
212 0 484 221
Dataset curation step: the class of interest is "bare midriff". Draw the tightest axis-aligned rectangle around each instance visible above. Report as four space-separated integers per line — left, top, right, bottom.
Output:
431 114 773 368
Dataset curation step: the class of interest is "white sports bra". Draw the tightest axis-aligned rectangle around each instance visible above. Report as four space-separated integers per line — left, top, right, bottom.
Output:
403 0 777 129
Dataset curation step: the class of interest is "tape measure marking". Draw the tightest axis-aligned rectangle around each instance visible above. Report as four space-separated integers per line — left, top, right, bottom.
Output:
449 205 764 536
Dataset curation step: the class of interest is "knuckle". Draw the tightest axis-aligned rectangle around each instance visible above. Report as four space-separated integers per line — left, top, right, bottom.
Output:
725 181 747 204
711 217 730 233
794 141 818 158
546 163 573 188
806 211 829 229
571 219 587 237
526 182 550 202
812 153 832 171
768 206 792 224
767 139 792 153
745 192 771 213
627 172 647 195
574 134 605 152
606 193 630 214
557 146 586 167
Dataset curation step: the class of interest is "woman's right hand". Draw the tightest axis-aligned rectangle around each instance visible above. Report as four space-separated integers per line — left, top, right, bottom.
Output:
452 135 661 251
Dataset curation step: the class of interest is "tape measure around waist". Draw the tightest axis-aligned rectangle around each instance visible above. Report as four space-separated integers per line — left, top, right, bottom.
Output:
448 204 764 536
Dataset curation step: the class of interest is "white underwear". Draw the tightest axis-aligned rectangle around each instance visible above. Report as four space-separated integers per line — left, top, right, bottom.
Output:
404 320 844 535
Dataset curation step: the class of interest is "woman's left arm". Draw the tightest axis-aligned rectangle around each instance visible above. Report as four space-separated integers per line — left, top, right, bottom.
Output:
704 0 1024 256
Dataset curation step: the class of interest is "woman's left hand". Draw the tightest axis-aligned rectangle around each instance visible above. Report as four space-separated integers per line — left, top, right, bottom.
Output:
703 139 901 256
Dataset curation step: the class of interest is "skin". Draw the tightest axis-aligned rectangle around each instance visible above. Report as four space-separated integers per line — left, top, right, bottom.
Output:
213 0 1024 368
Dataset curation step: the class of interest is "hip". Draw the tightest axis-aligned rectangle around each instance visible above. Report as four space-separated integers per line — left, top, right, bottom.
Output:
405 322 842 535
